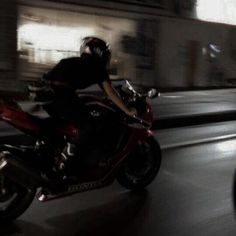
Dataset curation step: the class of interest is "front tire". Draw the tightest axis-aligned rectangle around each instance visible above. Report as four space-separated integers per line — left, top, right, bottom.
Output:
0 175 36 221
117 137 161 190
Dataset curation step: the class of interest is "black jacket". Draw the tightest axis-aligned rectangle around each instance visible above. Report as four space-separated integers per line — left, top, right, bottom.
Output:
45 54 110 96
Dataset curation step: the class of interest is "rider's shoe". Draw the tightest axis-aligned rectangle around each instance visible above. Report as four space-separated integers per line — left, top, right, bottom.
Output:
57 142 78 171
61 143 77 162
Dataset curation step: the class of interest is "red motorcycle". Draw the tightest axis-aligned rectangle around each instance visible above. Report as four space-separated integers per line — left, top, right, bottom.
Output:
0 80 161 220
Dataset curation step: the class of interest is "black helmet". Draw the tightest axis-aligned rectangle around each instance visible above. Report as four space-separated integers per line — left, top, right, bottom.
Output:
80 36 111 66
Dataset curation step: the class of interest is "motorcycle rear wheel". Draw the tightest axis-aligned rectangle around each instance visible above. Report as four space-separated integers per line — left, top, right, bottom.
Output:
117 137 161 190
0 175 36 221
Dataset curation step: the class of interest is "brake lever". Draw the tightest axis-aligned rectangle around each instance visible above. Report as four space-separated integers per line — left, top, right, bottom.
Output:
129 115 152 128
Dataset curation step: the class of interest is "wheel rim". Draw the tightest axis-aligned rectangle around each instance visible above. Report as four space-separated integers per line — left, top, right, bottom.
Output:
124 141 156 183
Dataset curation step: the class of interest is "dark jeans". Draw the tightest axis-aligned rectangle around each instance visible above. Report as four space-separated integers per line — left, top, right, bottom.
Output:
43 97 94 146
45 98 116 169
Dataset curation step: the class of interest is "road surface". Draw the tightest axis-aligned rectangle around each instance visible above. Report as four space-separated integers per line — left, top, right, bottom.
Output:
1 121 236 235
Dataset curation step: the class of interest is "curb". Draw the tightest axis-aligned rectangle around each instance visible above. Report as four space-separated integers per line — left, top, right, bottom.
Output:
161 133 236 150
152 110 236 130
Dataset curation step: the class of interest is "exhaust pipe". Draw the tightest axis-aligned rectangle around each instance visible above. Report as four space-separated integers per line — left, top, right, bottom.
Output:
0 151 45 189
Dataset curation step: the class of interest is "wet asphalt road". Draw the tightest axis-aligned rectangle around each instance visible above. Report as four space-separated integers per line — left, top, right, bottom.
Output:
1 89 236 235
1 122 236 236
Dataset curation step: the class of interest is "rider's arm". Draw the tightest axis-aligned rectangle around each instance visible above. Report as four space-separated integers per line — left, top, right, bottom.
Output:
102 80 137 117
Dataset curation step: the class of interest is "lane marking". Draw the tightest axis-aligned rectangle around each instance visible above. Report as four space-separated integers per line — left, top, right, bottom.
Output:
162 134 236 150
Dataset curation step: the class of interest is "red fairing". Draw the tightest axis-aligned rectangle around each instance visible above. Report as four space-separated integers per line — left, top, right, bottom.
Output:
0 101 40 134
0 100 4 115
56 123 80 139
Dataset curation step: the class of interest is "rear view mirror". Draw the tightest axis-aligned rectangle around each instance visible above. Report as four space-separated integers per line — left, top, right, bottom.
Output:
147 89 159 99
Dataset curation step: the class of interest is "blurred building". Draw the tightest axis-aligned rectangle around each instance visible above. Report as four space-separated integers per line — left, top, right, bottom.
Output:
1 0 236 94
0 0 18 92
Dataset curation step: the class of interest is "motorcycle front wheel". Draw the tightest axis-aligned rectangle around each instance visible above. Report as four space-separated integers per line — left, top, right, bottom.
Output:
117 137 161 190
0 174 36 221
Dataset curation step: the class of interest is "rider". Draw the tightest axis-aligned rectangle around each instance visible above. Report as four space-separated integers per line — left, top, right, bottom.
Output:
43 36 137 170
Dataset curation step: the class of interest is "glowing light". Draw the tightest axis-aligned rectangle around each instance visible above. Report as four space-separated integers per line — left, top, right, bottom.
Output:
196 0 236 25
18 23 95 51
216 140 236 152
18 23 95 63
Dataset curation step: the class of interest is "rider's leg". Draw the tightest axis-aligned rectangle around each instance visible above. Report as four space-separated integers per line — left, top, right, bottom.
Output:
57 104 95 172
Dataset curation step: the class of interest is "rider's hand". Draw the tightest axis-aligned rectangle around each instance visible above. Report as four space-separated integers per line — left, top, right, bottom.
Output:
126 107 137 117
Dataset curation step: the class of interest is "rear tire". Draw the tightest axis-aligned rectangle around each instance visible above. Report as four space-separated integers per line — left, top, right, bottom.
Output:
117 137 161 190
0 175 36 221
